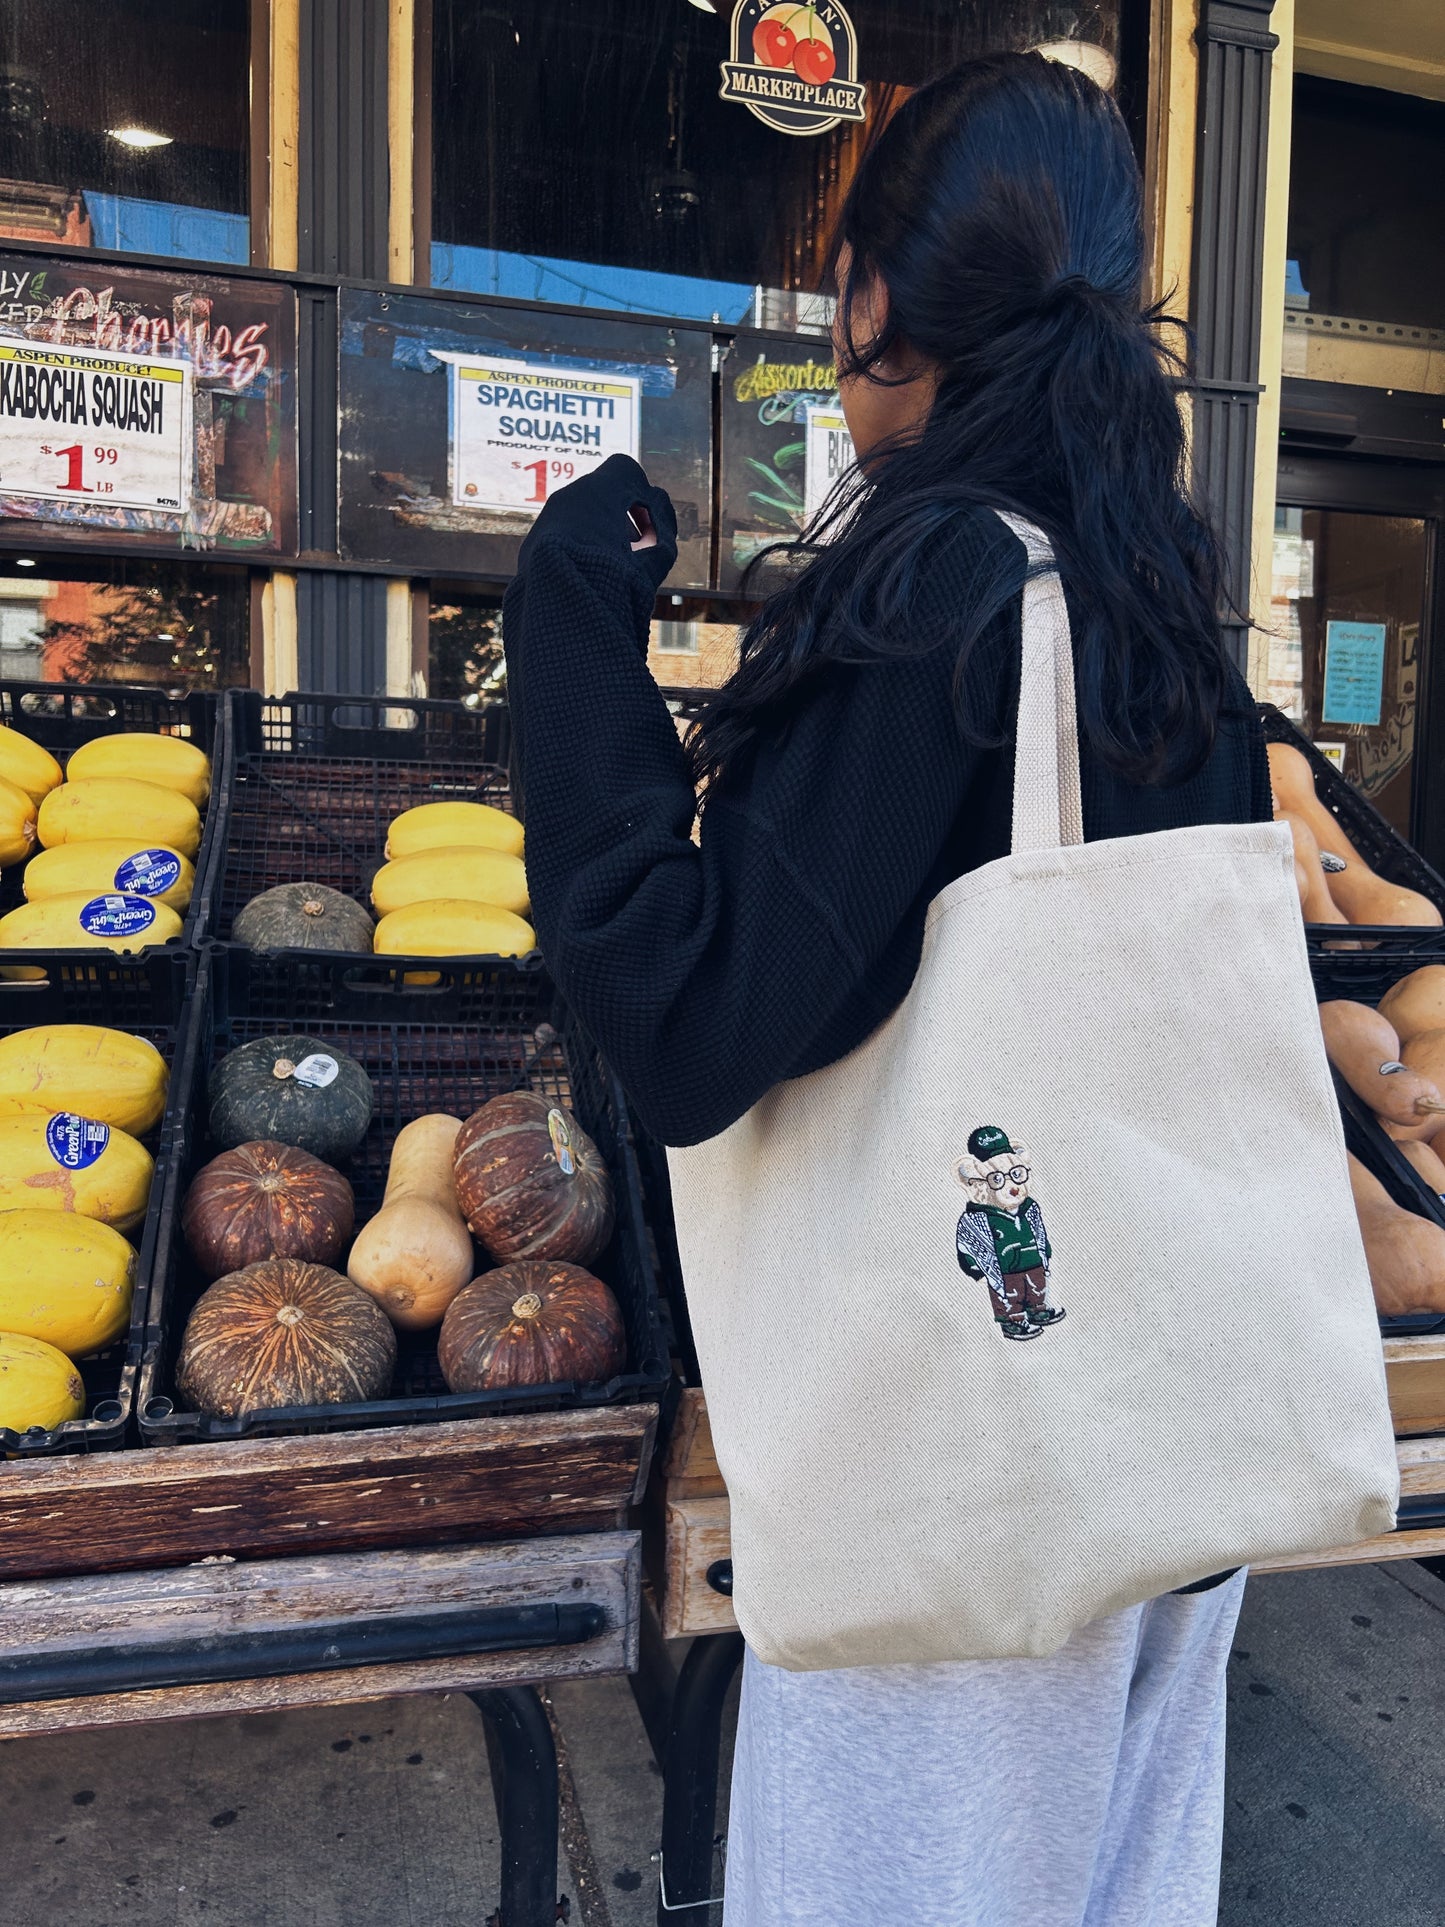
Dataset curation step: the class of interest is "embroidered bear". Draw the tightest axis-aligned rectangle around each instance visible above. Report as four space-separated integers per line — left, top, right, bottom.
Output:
954 1125 1066 1342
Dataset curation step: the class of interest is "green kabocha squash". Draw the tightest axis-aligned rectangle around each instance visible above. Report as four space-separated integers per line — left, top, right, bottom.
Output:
208 1035 375 1163
233 882 374 953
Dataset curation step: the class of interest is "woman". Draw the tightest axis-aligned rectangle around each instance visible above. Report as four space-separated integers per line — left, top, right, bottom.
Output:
504 52 1268 1927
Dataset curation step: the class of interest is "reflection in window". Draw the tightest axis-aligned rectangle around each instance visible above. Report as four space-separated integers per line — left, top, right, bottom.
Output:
0 555 249 688
1268 506 1427 839
647 612 742 691
0 1 249 265
432 1 1120 323
1287 76 1445 332
429 593 506 703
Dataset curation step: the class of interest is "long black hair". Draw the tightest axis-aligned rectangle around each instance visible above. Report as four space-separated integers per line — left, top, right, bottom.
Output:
691 51 1231 791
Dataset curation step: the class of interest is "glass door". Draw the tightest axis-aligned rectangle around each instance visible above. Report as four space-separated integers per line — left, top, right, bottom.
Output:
1268 506 1428 839
1272 448 1445 868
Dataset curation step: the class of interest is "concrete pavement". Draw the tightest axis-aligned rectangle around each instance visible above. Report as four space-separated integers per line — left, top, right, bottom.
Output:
0 1561 1440 1925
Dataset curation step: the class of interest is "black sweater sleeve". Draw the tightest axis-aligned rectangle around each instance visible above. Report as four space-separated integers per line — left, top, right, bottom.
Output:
503 521 1016 1147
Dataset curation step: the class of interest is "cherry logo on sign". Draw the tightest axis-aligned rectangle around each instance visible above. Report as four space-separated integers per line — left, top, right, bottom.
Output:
720 1 866 138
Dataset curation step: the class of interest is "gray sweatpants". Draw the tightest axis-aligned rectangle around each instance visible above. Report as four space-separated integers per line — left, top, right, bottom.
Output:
723 1569 1246 1927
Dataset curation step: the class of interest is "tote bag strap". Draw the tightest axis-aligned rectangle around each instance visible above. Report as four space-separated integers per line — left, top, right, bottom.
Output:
997 513 1085 855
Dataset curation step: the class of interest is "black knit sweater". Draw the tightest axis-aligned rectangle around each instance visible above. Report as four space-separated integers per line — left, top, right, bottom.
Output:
503 464 1272 1148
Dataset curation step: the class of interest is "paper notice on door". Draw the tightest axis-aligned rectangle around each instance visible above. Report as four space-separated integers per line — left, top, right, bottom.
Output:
1322 620 1387 727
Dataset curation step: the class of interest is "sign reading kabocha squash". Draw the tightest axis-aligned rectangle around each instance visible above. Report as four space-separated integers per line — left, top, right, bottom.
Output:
720 2 867 138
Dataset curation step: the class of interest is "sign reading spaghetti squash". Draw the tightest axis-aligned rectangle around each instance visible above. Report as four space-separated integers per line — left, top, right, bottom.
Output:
0 340 191 511
446 355 640 516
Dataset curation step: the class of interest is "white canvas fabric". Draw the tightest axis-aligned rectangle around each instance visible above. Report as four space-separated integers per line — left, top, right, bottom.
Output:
666 515 1398 1670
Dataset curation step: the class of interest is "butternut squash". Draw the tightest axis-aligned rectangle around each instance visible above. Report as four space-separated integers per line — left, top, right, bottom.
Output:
1401 1032 1445 1131
1268 741 1440 926
1279 812 1349 929
1318 1001 1445 1130
1269 743 1366 867
1399 1137 1445 1199
1349 1152 1445 1315
347 1114 475 1329
1379 966 1445 1044
1335 872 1441 928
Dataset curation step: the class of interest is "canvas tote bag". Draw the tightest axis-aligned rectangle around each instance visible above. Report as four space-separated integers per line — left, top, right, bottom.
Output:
666 514 1399 1670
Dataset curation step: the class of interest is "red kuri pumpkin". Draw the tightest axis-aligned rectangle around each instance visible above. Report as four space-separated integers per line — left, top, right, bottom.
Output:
182 1140 356 1280
437 1260 626 1393
452 1092 614 1264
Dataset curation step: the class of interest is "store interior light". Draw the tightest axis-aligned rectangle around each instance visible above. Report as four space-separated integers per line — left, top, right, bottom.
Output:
107 126 174 149
1032 40 1117 91
156 632 175 642
13 558 34 569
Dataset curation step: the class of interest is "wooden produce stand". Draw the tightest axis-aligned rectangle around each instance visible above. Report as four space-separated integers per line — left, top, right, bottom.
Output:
0 687 668 1927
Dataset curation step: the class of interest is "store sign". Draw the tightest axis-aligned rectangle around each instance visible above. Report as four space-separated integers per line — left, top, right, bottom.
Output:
803 400 855 522
0 341 190 511
1322 619 1388 727
0 254 297 555
444 355 641 515
720 2 867 138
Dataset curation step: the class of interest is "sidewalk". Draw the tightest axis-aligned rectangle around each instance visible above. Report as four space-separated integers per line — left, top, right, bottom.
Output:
1220 1560 1445 1926
0 1562 1440 1925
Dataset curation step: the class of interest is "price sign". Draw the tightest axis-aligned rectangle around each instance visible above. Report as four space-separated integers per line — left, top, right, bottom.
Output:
803 401 855 523
0 340 191 511
445 355 641 515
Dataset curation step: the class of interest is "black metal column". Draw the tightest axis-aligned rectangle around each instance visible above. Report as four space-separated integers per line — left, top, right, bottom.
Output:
1190 0 1279 672
294 0 392 693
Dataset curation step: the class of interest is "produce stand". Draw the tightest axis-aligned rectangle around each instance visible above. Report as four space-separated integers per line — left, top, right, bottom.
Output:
8 686 1445 1927
0 687 664 1927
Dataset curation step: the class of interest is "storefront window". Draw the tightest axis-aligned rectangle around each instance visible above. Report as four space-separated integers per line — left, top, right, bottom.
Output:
0 1 250 266
429 591 506 702
431 1 1122 325
426 588 743 699
0 554 250 689
1288 78 1445 330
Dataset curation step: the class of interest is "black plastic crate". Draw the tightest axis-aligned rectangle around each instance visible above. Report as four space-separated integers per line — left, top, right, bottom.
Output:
0 680 223 993
1261 704 1445 950
199 690 530 1005
0 967 193 1457
138 950 669 1444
